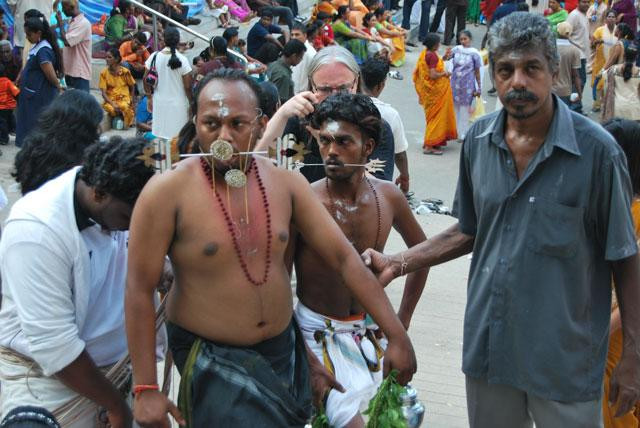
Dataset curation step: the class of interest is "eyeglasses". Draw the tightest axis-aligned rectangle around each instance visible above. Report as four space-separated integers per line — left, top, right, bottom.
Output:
311 78 357 95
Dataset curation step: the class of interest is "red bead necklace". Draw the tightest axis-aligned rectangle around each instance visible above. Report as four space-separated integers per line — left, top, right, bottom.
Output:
200 158 272 286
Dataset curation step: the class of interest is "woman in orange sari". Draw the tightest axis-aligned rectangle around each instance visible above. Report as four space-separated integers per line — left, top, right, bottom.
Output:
602 118 640 428
413 33 457 155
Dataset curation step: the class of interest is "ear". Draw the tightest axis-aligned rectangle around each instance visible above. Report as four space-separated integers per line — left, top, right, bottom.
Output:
92 188 109 203
363 137 375 157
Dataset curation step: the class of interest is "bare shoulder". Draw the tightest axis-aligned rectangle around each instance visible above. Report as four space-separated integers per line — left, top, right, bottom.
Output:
255 156 314 194
368 175 404 203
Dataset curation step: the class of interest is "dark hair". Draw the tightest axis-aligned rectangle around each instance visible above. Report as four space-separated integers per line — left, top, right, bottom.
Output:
0 63 6 78
282 39 306 57
458 29 472 40
259 81 280 118
163 26 182 70
292 22 307 33
373 8 385 18
78 136 154 205
109 7 121 17
134 31 148 44
316 11 331 21
108 47 121 62
310 93 382 146
24 11 63 74
13 90 104 195
516 2 529 11
360 57 389 89
337 6 349 19
423 32 440 50
179 69 265 154
192 55 202 65
604 118 640 195
622 45 638 81
210 35 228 56
222 26 239 41
363 12 375 27
617 23 634 40
260 7 274 18
306 22 320 38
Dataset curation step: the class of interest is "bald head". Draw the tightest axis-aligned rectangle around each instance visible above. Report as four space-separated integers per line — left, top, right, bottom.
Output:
61 0 79 16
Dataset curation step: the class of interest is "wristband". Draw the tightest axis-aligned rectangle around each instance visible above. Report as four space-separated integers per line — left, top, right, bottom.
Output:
133 384 159 396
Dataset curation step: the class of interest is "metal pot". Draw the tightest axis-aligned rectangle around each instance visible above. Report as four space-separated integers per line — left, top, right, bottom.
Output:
401 385 425 428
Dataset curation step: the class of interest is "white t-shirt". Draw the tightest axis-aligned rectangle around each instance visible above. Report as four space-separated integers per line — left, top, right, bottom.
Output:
567 9 591 59
145 48 192 139
371 97 409 154
291 40 317 93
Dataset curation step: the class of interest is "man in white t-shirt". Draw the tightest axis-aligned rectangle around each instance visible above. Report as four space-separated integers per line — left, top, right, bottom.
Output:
290 22 317 94
566 0 590 112
360 58 411 193
0 137 154 427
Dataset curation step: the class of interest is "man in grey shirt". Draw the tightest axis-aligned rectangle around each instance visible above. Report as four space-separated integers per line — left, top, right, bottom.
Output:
362 12 640 427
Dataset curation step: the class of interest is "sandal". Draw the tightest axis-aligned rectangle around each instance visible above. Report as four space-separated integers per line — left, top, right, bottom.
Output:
423 148 443 155
388 70 403 80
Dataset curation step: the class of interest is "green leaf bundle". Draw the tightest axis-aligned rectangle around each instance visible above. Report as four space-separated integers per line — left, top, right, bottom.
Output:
311 405 331 428
364 370 408 428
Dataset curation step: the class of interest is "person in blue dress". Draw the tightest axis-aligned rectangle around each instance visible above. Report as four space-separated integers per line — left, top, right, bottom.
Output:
15 10 63 147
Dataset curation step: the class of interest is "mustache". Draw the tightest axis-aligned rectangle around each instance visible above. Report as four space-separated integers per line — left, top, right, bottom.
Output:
505 89 538 103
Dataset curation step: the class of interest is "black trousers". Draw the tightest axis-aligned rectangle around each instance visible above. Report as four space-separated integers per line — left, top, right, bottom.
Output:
444 3 467 45
429 0 446 32
0 109 13 143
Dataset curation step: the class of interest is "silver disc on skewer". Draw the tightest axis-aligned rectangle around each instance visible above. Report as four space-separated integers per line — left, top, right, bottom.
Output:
225 169 247 188
210 140 234 161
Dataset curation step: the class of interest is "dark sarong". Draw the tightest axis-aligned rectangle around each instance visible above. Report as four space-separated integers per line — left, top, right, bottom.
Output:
167 320 312 427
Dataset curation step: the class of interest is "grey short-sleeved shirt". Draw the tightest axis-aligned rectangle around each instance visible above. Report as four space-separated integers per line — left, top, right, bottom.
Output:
453 96 637 402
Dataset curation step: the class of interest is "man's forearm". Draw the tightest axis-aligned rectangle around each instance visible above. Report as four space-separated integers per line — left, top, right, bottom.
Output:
256 108 289 150
403 223 474 274
613 253 640 358
56 351 125 411
125 287 159 386
394 151 409 179
397 268 428 329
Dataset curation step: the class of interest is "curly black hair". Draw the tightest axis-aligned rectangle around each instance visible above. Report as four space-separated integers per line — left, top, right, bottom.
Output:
13 90 104 195
310 93 381 145
78 136 154 205
177 68 265 154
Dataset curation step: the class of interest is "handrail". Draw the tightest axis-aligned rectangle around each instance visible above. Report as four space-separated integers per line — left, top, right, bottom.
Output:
126 0 248 64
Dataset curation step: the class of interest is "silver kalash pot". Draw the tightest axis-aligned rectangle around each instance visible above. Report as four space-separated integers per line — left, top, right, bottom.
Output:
401 385 425 427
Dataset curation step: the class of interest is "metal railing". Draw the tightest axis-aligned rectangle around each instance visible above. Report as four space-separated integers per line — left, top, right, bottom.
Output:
127 0 248 64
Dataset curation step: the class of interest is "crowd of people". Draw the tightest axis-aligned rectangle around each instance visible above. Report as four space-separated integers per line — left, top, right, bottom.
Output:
1 0 640 426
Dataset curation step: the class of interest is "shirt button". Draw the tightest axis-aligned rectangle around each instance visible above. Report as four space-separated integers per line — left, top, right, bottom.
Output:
507 159 512 165
499 258 506 265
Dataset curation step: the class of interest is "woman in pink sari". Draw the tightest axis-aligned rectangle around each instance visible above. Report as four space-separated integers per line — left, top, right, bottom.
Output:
208 0 253 22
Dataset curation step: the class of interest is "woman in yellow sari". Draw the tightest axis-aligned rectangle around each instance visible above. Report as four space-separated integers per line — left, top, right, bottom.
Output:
374 8 407 67
591 10 618 111
602 118 640 428
413 33 457 155
99 48 136 128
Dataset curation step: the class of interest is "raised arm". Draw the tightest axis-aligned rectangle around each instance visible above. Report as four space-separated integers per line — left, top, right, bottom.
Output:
288 170 416 384
125 172 185 427
255 91 318 150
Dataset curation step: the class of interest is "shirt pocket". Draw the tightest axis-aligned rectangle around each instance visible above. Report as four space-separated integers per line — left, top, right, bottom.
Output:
526 196 585 259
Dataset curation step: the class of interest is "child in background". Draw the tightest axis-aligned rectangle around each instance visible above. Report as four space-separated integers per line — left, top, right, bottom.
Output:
313 12 335 49
207 0 232 28
136 95 154 140
0 63 19 146
237 38 248 56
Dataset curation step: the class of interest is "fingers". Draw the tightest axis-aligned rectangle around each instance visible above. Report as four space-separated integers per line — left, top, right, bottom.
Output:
361 249 372 266
168 401 186 426
329 375 346 393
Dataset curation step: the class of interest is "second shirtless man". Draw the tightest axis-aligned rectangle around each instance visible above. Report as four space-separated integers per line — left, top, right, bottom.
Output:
291 93 429 428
